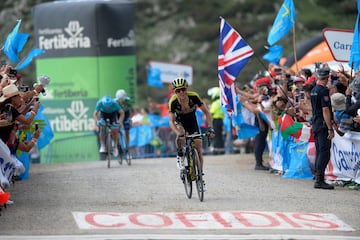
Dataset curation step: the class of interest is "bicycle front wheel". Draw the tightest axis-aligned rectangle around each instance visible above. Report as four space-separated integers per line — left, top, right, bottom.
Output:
106 131 112 168
192 148 204 202
183 154 192 198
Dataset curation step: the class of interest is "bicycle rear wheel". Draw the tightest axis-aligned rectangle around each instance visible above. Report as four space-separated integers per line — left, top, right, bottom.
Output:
125 150 131 166
182 155 192 198
192 148 204 202
106 131 112 168
117 142 123 165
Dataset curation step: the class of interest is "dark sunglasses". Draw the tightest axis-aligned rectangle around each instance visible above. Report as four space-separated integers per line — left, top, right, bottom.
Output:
175 88 187 93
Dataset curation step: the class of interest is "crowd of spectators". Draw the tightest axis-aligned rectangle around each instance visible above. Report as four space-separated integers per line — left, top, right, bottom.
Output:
0 64 45 207
133 62 359 190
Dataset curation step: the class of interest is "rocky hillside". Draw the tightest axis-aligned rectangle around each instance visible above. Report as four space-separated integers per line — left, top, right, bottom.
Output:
0 0 357 103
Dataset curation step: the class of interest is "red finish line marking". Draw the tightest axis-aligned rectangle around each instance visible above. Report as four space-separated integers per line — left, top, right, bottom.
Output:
72 211 354 231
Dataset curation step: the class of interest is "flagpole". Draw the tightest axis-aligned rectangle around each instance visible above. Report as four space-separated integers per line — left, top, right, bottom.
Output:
292 25 299 73
15 54 26 69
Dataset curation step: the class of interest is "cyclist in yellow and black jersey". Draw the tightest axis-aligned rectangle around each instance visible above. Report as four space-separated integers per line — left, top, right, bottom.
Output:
168 77 214 189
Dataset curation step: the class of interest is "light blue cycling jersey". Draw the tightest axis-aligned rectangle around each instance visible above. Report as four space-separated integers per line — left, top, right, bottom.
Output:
95 99 122 113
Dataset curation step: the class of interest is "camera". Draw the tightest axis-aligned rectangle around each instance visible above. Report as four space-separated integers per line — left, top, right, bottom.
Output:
18 85 30 92
315 62 322 70
274 68 282 75
295 94 299 103
300 91 305 100
5 104 12 122
9 69 17 75
330 73 339 85
285 74 291 81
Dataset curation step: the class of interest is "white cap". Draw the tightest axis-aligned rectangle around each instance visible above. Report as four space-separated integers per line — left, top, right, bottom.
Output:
115 89 128 101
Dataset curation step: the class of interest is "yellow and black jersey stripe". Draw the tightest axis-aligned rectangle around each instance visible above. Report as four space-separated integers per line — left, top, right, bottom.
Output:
168 91 203 127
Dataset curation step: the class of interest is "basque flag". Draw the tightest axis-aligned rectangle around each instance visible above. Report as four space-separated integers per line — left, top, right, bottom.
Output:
218 17 254 114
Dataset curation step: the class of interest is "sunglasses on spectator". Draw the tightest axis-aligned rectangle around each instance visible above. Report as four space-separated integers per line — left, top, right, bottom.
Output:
175 88 187 93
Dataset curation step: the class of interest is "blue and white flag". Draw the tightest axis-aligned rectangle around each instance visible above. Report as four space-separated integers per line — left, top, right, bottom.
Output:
147 66 163 88
233 100 259 139
262 45 283 65
349 0 360 71
16 48 45 70
3 20 29 63
267 0 296 46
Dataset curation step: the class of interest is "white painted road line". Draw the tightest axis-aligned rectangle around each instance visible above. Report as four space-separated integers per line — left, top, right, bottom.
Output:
1 234 360 240
72 210 355 231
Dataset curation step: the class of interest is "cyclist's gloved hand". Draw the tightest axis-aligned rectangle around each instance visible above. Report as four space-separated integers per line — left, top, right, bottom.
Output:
97 119 106 126
207 127 215 138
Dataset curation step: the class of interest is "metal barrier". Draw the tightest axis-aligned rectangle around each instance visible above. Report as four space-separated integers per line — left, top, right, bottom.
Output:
43 128 215 163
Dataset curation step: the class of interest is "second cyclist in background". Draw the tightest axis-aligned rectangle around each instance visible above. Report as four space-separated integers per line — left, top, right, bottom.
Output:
94 95 124 157
115 89 133 155
168 77 214 190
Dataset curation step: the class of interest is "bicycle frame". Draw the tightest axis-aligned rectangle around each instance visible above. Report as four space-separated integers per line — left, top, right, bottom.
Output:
181 132 210 202
104 119 113 168
118 128 131 166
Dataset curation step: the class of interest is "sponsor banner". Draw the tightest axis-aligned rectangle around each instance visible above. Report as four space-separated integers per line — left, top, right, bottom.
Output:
36 56 136 100
269 130 360 183
72 211 354 231
148 61 193 85
39 98 98 163
42 132 98 163
41 99 96 133
327 131 360 183
33 1 137 163
33 1 135 57
322 28 353 62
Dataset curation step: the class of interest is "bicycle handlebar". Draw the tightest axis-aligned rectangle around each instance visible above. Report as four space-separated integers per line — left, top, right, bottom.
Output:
185 133 209 138
185 132 212 147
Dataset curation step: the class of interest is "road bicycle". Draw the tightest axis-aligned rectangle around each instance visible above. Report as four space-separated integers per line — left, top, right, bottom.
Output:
180 132 211 202
118 129 131 166
103 119 115 168
101 119 132 168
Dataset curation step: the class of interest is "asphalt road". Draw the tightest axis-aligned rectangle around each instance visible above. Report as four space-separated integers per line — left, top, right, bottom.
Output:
0 153 359 240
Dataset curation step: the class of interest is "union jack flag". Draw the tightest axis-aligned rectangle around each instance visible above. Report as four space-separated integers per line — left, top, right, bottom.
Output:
218 17 254 114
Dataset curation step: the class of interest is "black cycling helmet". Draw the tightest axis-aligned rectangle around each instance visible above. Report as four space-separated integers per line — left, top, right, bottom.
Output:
172 77 188 90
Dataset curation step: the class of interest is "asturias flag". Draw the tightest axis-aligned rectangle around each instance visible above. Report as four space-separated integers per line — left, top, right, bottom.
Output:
267 0 296 46
262 45 283 65
16 48 45 70
3 19 29 63
147 66 163 89
218 17 254 114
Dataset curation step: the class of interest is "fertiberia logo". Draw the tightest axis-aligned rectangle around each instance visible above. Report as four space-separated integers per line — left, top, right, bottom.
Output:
38 21 91 50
